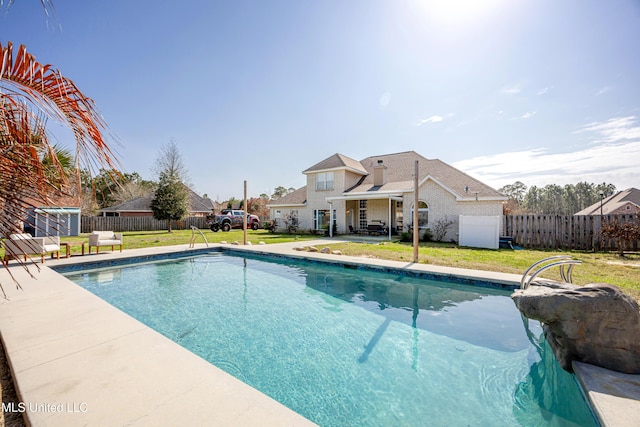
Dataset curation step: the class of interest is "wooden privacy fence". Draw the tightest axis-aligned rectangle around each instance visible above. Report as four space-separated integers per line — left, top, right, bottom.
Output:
503 214 639 251
82 214 639 252
81 216 210 233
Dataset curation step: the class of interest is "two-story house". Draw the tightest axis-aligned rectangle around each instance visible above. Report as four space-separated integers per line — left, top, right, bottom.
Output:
268 151 507 241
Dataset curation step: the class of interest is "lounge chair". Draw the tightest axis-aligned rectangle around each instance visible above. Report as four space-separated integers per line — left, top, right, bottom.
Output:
3 233 60 263
88 231 123 254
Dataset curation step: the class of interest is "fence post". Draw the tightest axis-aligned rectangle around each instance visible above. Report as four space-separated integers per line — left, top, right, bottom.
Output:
593 215 602 252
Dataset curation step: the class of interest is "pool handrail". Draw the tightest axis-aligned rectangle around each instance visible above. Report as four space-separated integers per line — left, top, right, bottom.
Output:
189 226 209 248
520 255 582 289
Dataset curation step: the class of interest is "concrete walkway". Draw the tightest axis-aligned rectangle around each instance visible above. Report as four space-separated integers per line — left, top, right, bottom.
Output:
0 244 315 426
0 240 638 426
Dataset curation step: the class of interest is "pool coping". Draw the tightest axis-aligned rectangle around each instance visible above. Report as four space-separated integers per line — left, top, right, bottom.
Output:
0 240 637 426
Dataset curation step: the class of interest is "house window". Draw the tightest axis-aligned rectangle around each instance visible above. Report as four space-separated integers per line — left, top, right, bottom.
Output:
316 172 334 191
313 209 335 230
410 201 429 228
359 200 367 230
396 201 403 229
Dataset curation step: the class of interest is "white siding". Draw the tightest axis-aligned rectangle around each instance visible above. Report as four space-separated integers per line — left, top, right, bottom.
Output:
271 168 504 238
401 181 503 242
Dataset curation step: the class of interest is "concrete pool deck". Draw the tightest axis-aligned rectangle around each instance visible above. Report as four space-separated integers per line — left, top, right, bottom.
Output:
0 239 637 426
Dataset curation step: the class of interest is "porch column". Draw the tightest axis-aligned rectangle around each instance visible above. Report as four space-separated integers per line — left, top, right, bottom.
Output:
328 200 333 237
388 196 392 240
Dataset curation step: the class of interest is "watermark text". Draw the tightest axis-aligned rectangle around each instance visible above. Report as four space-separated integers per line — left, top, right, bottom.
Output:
2 402 88 414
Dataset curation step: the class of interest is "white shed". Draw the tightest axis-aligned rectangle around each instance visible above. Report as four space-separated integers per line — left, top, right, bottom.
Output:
26 207 81 237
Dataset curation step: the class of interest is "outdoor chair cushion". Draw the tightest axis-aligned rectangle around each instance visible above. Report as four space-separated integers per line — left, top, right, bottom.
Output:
3 233 60 262
88 231 123 253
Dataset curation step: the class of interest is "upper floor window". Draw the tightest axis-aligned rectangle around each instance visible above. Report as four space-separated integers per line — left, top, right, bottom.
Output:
316 172 334 191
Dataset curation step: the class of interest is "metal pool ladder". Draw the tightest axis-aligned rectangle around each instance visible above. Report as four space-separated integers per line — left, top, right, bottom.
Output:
520 255 582 289
189 226 209 248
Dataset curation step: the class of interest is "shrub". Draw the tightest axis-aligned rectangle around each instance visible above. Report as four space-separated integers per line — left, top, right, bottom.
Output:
431 217 455 242
602 219 640 256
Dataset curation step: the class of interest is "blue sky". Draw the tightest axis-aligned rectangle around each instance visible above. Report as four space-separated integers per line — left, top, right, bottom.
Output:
2 0 639 201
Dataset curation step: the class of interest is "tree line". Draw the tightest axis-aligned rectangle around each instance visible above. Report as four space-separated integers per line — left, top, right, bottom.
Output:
84 166 295 216
499 181 618 215
81 139 297 228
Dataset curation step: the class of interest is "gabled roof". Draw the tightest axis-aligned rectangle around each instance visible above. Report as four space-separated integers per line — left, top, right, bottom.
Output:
574 188 640 215
188 191 216 212
302 153 368 175
346 151 505 200
273 150 506 207
267 186 307 207
101 189 214 213
102 194 153 212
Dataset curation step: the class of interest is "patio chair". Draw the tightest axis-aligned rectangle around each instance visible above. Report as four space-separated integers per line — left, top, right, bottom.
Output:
88 231 123 254
3 233 60 263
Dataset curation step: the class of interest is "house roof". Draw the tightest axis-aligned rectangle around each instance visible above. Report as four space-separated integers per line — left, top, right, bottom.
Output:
267 186 308 207
25 193 82 209
102 194 153 212
273 150 506 208
100 189 214 213
574 188 640 215
346 151 505 200
302 153 368 175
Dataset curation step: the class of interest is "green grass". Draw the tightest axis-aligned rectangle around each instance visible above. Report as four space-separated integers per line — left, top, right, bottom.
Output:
18 230 639 301
57 229 319 252
327 241 640 300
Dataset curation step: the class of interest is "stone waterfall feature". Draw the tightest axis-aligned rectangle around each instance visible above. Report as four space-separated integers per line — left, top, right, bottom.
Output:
512 282 640 374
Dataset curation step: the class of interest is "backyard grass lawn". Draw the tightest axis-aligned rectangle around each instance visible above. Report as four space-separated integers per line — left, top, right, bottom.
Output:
10 229 637 300
326 241 640 300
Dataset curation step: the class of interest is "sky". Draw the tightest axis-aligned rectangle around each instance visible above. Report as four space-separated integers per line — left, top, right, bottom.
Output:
2 0 639 201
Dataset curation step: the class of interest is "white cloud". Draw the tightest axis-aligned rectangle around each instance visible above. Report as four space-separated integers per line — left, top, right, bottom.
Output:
573 116 640 143
501 84 521 95
537 87 550 95
453 117 640 190
508 111 536 120
415 115 444 126
595 86 613 96
379 92 391 108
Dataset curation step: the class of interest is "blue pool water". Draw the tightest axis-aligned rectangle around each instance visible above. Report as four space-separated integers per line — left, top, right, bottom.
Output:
64 252 596 426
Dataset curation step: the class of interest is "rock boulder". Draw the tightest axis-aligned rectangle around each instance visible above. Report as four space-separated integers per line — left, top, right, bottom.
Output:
512 282 640 373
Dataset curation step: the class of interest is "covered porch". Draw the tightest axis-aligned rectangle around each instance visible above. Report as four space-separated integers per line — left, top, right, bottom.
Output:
326 193 404 240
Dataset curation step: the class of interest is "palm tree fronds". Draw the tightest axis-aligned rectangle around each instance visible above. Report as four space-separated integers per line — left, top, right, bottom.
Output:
1 41 121 297
1 42 120 175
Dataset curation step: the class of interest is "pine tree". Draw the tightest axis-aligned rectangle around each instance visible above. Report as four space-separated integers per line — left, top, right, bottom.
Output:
150 172 188 232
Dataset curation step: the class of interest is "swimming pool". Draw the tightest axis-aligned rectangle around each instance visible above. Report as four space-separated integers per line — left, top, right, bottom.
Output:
64 252 596 426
